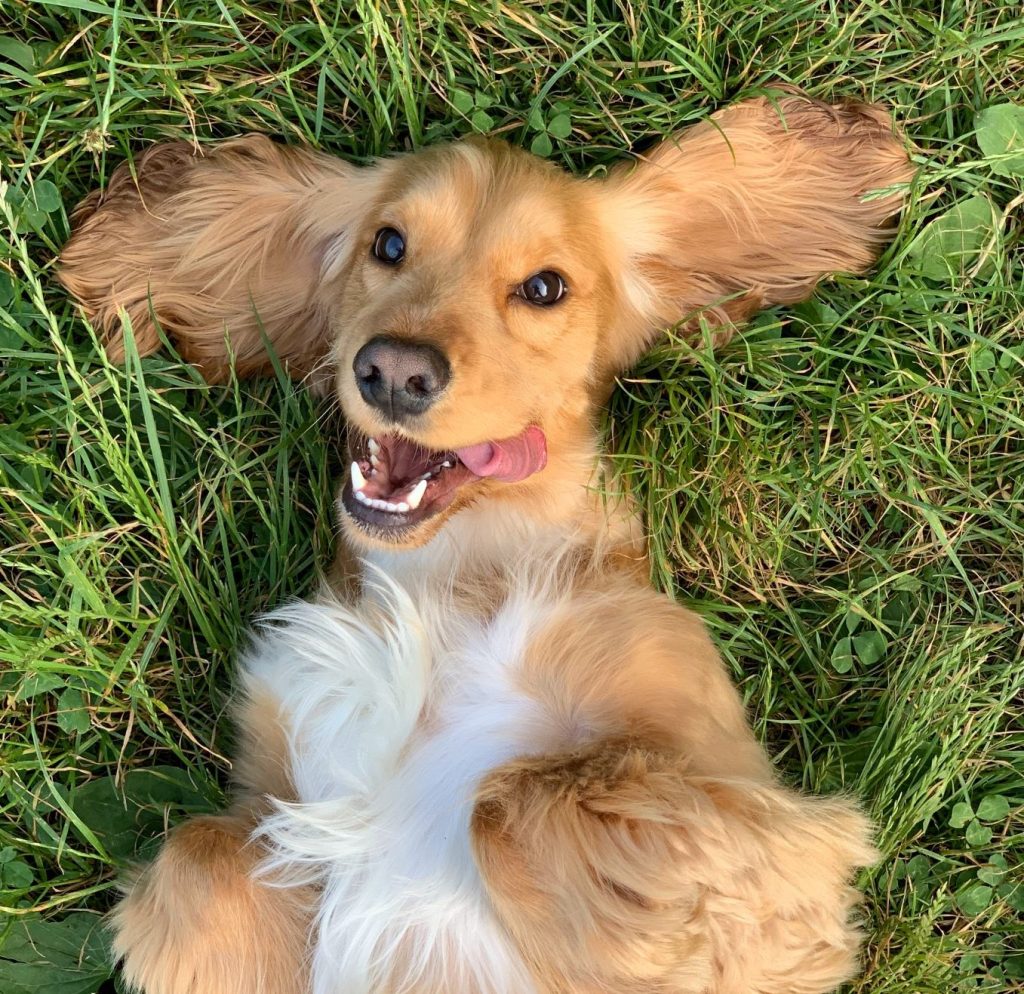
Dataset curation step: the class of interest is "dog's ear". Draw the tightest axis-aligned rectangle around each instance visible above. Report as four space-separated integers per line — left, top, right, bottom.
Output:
596 90 914 371
59 135 388 385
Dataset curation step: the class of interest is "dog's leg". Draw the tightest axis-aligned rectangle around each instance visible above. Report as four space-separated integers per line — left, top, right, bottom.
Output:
113 687 311 994
111 810 313 994
473 740 874 994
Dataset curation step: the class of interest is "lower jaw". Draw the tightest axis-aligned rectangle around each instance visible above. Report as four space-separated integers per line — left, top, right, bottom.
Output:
338 482 460 545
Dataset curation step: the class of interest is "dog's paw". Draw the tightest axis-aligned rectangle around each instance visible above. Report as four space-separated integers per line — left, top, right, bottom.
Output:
112 814 311 994
472 742 874 994
471 742 713 993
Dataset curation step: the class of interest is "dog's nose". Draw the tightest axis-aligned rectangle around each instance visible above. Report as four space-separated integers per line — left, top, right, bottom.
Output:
353 335 451 421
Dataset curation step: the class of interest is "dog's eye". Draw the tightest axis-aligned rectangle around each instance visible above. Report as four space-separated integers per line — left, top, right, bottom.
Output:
518 271 566 306
372 227 405 265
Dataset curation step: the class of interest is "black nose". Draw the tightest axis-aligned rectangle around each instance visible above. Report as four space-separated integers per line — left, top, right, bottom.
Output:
352 335 451 422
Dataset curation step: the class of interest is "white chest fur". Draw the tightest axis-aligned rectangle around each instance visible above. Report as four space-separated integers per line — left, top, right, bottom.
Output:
242 575 561 994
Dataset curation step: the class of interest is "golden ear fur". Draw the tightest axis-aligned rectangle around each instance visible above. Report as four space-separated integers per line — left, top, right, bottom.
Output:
598 89 914 368
59 135 386 384
60 90 912 384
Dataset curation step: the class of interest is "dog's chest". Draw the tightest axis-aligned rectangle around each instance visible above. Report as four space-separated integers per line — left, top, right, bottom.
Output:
244 589 557 994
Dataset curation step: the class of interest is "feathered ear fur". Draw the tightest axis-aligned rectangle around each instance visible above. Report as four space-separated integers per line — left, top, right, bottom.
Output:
59 135 387 384
598 89 914 369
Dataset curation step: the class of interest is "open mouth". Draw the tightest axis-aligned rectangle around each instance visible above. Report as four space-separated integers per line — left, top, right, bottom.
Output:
341 426 547 536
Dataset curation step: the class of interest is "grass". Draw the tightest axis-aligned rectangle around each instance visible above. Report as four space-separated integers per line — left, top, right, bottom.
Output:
1 1 1022 991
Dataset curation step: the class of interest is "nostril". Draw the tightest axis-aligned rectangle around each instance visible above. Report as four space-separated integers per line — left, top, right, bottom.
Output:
406 374 430 395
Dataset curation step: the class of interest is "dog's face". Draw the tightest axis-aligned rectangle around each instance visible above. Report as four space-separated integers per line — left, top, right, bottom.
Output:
59 91 911 553
327 143 622 549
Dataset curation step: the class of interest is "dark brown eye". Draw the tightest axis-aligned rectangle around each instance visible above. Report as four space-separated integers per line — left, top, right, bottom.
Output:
518 271 566 306
372 227 405 264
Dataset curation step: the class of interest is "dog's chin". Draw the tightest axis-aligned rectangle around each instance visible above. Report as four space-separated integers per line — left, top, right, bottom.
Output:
338 487 472 550
338 426 548 548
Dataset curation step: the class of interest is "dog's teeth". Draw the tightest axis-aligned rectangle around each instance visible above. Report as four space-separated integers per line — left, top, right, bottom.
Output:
351 461 368 492
368 437 380 456
370 454 380 468
442 460 453 468
354 489 372 506
395 502 409 513
406 479 427 510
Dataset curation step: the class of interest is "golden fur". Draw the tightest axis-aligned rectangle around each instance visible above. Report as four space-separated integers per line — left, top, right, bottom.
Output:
60 88 912 994
475 744 875 994
110 813 313 994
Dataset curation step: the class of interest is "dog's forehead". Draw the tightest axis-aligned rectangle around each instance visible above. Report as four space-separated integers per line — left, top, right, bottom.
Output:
384 143 595 269
394 144 571 224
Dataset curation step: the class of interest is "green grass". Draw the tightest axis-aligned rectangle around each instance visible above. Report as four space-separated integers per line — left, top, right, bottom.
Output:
1 1 1023 991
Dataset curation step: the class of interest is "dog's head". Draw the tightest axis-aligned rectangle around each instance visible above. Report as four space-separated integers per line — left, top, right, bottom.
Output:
326 141 618 548
60 91 913 550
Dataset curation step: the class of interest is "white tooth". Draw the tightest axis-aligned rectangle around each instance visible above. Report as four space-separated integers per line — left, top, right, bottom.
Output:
406 479 427 510
396 502 409 513
370 454 380 468
370 498 387 510
382 501 402 513
442 460 453 468
351 461 368 492
354 489 372 505
368 438 380 455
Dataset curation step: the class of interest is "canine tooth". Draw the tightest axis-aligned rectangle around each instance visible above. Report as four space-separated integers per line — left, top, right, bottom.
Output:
368 437 380 455
370 454 380 468
406 479 427 510
351 461 368 492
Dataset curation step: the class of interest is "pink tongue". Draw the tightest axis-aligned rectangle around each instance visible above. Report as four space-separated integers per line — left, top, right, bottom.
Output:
456 426 547 483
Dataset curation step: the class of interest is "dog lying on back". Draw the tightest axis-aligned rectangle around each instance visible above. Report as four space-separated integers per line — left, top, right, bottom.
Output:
60 89 912 994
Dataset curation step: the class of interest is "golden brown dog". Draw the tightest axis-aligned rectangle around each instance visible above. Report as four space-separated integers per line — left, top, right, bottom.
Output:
60 89 913 994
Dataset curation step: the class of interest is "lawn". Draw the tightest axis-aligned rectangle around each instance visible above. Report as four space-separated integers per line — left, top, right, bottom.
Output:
1 1 1022 991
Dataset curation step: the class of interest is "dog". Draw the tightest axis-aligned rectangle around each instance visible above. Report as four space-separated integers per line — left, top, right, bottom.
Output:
59 88 913 994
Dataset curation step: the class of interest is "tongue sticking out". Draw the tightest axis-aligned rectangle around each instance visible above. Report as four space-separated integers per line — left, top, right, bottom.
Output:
456 425 547 483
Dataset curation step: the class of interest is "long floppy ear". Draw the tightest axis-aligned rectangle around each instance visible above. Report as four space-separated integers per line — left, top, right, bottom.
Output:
598 89 914 369
59 135 387 384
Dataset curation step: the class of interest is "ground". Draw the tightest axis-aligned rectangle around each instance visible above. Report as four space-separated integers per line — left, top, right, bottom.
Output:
1 2 1022 992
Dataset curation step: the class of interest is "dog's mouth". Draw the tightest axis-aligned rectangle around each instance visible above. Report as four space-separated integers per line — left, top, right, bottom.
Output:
340 426 547 538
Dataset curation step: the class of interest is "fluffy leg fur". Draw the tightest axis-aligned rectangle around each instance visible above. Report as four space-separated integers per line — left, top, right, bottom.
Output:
112 811 314 994
113 688 309 994
472 740 875 994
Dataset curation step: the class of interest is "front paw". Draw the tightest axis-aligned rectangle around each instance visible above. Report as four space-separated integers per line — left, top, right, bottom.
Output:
112 814 311 994
471 742 712 994
472 743 875 994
